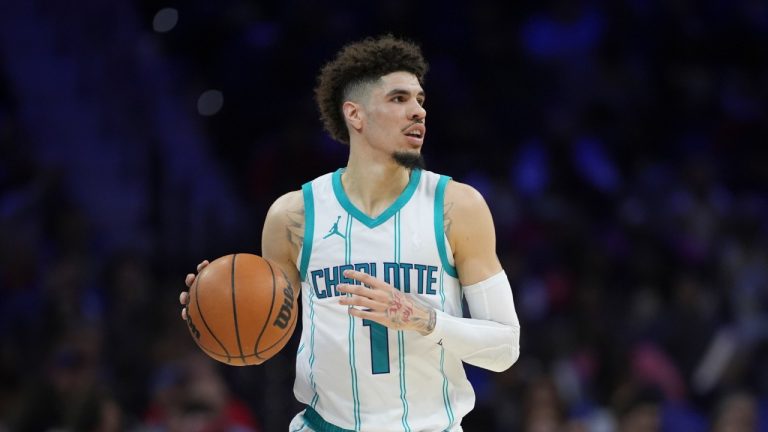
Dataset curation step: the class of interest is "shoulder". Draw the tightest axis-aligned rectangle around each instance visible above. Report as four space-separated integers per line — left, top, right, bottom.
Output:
441 180 502 283
268 190 305 217
442 179 495 252
262 190 305 268
443 180 489 213
264 190 305 236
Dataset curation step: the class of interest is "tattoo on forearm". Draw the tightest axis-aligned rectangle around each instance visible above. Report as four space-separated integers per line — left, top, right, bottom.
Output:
386 291 436 335
406 306 434 335
426 309 436 334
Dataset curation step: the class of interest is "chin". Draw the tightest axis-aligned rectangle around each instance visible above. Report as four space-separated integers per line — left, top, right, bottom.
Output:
392 151 426 170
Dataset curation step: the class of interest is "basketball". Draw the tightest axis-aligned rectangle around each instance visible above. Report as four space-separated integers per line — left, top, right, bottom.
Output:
185 253 298 366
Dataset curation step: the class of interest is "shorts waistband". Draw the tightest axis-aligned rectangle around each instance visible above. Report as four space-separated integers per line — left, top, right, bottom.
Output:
304 406 356 432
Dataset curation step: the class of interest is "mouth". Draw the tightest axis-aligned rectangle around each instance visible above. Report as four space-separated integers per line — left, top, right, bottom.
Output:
403 124 426 146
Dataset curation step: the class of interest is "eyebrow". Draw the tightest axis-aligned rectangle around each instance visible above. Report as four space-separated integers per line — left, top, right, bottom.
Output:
385 88 426 99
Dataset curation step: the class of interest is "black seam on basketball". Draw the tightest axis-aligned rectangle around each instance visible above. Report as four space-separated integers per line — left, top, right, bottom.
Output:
258 270 298 355
194 268 231 362
196 343 236 362
230 254 246 364
254 259 278 358
197 343 265 358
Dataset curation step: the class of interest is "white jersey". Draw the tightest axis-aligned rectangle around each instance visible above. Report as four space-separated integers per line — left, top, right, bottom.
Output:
293 168 471 432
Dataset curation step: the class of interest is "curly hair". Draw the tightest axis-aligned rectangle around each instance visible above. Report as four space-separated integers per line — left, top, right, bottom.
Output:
314 35 429 144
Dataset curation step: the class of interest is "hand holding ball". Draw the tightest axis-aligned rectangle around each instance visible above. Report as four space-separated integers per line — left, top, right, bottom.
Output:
184 254 298 365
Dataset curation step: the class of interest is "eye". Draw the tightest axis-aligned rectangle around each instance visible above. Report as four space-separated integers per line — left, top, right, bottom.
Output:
392 96 405 103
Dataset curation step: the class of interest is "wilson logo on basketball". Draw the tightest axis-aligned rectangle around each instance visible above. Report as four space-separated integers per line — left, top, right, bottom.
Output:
273 281 295 329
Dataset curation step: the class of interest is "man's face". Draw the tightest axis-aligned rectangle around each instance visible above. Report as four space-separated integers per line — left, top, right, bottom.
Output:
360 71 426 165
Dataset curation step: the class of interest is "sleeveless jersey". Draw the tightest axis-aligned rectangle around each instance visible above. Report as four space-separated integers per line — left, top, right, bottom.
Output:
293 168 471 432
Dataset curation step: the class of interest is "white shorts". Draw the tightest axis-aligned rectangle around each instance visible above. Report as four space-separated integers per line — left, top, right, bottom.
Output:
288 409 315 432
288 408 464 432
289 407 353 432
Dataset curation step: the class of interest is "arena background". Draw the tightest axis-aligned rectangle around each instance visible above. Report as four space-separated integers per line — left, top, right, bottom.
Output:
1 1 767 431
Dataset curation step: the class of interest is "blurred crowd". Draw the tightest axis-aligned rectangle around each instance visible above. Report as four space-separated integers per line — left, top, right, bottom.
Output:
1 0 767 431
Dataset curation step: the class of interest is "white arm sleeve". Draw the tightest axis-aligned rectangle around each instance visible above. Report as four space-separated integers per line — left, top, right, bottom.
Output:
423 271 521 372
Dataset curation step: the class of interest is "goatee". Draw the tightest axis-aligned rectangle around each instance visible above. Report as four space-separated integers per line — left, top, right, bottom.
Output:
392 151 425 170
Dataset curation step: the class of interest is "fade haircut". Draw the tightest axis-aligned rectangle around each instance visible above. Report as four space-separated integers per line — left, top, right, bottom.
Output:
314 35 429 144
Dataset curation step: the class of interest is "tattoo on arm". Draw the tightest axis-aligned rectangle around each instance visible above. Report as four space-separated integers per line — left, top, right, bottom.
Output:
426 309 436 334
285 206 305 255
408 307 435 335
443 201 454 236
386 291 436 335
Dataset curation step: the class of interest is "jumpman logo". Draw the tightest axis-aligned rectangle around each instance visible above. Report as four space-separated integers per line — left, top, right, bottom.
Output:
323 215 346 240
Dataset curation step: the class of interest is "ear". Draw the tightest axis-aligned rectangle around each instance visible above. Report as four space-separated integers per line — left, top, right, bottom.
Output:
342 101 364 133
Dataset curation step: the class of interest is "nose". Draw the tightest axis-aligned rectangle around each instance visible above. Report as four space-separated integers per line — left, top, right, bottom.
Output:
409 101 426 121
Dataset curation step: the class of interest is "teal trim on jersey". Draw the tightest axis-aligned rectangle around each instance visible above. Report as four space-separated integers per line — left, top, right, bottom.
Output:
344 214 361 430
438 268 456 426
440 347 455 426
434 175 458 278
345 214 353 264
439 268 450 334
395 212 412 431
394 211 401 262
438 268 446 310
304 406 355 432
332 168 422 228
398 331 412 432
297 343 305 356
348 310 359 420
307 272 319 409
393 211 397 261
300 182 316 280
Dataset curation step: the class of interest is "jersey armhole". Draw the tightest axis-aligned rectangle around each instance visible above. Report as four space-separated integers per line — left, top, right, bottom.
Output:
434 175 459 278
299 182 315 281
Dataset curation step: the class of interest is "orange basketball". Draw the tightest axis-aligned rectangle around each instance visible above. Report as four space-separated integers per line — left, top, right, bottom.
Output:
185 253 298 366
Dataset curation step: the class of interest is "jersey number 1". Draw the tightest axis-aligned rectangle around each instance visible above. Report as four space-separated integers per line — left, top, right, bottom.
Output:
363 319 390 374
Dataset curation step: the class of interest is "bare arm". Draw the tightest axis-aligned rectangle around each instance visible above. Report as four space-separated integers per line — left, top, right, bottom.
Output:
261 190 304 293
181 190 304 318
429 180 520 371
444 181 504 285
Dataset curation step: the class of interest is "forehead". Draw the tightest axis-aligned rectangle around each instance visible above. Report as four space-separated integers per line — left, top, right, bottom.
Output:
374 71 423 94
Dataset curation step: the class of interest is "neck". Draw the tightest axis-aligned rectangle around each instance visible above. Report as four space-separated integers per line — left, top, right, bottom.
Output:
342 145 413 218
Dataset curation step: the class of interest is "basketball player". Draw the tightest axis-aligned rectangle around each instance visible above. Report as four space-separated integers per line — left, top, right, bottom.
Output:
180 35 521 431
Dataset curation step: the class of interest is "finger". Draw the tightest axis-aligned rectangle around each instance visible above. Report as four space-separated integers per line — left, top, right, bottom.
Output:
342 270 384 289
179 291 189 305
347 307 384 323
339 295 380 311
185 273 196 288
197 260 209 272
181 307 188 321
338 284 390 303
336 283 372 297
